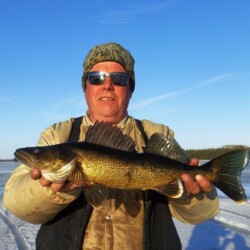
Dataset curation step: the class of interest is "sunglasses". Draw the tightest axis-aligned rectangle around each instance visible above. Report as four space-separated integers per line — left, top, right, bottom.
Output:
86 71 130 86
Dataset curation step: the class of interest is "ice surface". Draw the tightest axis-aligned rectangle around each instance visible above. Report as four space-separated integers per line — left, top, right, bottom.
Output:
1 162 249 249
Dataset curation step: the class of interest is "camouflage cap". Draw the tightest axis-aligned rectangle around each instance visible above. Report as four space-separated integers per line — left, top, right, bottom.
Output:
82 42 135 92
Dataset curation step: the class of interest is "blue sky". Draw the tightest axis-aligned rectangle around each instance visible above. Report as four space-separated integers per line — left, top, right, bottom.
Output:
1 0 250 159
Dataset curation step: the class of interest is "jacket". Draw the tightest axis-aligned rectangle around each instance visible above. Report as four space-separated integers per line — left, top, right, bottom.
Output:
36 117 182 250
4 115 219 249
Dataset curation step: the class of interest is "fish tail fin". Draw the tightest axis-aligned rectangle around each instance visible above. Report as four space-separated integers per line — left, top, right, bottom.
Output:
205 149 250 204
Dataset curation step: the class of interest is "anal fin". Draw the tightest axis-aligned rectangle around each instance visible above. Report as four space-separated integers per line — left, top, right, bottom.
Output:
152 178 184 198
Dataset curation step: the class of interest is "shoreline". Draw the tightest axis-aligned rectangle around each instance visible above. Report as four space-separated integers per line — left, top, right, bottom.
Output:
0 159 17 162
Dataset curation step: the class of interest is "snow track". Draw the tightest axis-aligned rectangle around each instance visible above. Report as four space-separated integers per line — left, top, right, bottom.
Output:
214 208 250 234
0 207 31 250
0 197 39 250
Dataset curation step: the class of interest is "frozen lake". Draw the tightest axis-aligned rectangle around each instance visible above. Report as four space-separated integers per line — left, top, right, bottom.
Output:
0 161 250 250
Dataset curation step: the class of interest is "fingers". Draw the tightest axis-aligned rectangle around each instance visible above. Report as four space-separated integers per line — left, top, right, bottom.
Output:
38 177 80 192
30 167 85 193
182 158 213 195
39 176 52 187
188 158 199 166
38 177 83 193
30 167 42 180
50 180 67 193
195 174 213 193
181 174 200 195
181 174 213 195
58 182 83 193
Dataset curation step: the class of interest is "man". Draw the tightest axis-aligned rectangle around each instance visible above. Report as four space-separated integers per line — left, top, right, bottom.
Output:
4 42 219 250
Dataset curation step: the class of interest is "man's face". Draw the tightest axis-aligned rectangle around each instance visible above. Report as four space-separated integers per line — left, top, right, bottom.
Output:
84 61 132 124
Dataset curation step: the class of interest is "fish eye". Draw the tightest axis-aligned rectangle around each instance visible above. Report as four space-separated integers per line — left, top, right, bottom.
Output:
34 148 40 154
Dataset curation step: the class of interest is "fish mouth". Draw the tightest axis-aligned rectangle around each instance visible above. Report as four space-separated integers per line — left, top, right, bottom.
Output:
15 149 37 169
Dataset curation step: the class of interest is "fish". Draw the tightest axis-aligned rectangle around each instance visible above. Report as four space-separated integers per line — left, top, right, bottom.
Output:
14 122 250 207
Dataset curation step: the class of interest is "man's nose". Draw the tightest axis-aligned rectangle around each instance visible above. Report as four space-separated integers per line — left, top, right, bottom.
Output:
102 76 114 89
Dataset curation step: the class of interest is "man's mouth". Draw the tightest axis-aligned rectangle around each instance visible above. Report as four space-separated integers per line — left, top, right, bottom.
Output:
99 97 114 101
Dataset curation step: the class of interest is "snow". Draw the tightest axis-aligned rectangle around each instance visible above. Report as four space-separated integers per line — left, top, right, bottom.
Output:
174 198 250 249
1 162 250 249
1 198 249 250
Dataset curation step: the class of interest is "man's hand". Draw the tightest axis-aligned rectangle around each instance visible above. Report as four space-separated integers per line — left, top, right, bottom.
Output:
181 158 213 196
30 167 83 193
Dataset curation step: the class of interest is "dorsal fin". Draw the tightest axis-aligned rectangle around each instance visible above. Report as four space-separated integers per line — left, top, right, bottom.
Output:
85 121 136 152
145 133 191 163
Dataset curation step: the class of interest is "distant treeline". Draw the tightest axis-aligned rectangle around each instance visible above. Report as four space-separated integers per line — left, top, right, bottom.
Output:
186 145 249 159
0 159 18 162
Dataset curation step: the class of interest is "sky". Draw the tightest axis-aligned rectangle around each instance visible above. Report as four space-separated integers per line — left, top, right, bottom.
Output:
1 0 250 159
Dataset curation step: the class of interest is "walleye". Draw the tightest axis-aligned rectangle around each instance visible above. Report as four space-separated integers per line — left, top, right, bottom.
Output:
15 122 250 207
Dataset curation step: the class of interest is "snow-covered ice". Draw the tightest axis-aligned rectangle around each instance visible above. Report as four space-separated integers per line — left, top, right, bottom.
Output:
1 161 249 250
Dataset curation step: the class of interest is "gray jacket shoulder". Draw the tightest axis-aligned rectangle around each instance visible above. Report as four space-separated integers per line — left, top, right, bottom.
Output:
141 119 174 139
37 118 74 146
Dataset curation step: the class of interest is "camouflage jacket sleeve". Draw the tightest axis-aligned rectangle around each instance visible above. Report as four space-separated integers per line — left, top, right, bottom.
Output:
141 119 219 224
3 118 82 224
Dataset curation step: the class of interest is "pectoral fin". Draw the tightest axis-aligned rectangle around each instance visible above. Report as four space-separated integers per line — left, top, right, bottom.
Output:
84 184 109 207
152 178 184 198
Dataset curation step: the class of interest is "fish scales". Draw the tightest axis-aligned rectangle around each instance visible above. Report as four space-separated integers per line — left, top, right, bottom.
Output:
14 122 250 206
73 143 183 189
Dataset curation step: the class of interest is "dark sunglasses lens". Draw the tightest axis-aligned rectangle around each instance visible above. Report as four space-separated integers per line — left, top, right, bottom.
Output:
88 73 105 85
87 72 129 86
111 74 129 86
